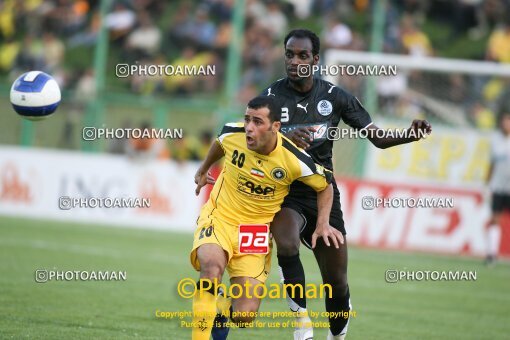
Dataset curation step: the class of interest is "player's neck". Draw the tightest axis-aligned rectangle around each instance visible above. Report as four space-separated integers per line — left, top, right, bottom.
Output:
258 135 279 155
288 76 314 93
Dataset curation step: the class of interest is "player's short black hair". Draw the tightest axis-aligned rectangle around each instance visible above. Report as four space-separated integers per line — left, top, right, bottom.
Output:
284 29 321 56
247 96 281 122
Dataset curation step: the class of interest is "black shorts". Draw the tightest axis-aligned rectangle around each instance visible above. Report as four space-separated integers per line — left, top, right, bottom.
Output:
282 179 345 249
491 193 510 213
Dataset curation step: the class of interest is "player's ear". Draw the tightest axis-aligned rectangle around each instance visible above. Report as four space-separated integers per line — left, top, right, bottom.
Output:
273 121 281 132
313 54 320 65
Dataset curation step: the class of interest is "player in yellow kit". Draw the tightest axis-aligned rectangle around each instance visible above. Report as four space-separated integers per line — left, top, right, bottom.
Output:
190 96 344 340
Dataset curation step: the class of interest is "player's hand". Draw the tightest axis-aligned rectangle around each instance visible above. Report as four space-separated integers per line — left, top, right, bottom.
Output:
408 119 432 141
285 127 317 149
194 169 215 196
311 224 344 249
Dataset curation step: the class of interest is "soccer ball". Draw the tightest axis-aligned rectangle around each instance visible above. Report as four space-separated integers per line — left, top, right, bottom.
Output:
10 71 61 120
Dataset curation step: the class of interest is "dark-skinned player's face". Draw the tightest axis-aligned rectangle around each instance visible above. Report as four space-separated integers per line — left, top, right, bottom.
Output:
244 107 280 154
284 36 319 82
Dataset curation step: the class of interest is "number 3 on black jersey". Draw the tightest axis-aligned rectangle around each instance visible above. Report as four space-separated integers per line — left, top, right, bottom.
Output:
281 107 289 123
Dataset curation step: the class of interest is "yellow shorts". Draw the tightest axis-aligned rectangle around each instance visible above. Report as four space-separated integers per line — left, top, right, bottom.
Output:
190 208 272 283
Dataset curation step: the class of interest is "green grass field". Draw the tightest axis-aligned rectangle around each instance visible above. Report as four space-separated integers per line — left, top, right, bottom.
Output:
1 215 509 339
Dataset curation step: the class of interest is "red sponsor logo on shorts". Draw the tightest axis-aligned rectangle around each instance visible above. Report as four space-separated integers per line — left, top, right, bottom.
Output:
239 224 269 254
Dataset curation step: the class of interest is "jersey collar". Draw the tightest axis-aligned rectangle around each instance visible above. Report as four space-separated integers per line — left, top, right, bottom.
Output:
285 77 314 96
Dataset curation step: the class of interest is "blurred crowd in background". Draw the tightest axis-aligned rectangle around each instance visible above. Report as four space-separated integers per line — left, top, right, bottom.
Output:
1 0 510 160
111 123 214 163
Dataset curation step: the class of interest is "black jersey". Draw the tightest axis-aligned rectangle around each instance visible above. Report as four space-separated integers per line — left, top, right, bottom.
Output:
261 77 372 171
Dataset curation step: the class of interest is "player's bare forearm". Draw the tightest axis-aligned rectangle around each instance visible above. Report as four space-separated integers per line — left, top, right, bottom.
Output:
194 141 224 195
198 140 224 173
311 184 344 248
316 184 333 227
367 120 432 149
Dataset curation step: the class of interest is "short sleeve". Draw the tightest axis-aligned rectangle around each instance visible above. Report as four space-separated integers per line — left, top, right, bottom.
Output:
216 122 244 149
297 162 332 192
282 137 332 192
335 89 373 130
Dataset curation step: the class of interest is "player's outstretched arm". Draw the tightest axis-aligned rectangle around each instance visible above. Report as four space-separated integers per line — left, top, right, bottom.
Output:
311 184 345 249
367 119 432 149
194 140 224 196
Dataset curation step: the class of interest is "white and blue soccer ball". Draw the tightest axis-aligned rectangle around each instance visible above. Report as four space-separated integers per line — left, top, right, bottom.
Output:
10 71 61 120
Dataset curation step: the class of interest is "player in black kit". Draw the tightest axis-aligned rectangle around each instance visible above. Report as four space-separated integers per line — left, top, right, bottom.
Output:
263 29 432 340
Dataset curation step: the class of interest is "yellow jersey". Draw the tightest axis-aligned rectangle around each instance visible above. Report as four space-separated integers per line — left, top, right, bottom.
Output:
203 122 332 226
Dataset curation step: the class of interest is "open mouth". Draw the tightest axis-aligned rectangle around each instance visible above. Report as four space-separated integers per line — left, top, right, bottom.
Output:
246 135 255 145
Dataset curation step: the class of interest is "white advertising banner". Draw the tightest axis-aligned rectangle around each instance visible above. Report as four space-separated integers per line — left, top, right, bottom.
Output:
1 146 504 257
0 146 203 231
